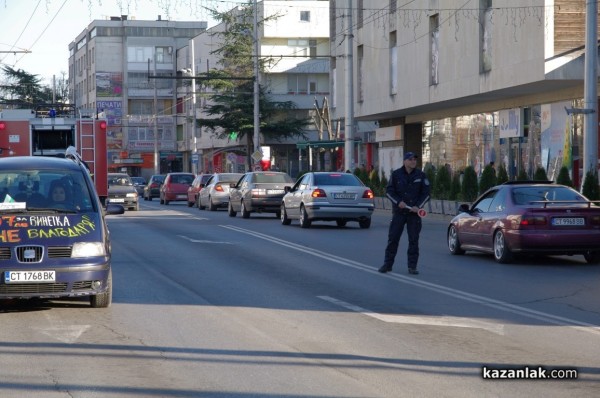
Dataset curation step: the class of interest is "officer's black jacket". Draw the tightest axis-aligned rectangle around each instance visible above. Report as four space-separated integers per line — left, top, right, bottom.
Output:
386 166 430 213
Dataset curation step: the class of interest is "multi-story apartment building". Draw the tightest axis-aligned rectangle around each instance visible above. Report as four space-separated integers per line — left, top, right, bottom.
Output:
177 0 330 177
69 15 207 178
330 0 598 186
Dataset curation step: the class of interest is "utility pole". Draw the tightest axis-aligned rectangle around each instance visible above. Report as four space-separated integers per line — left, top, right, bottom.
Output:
344 0 354 172
252 0 261 171
152 58 159 174
582 0 598 187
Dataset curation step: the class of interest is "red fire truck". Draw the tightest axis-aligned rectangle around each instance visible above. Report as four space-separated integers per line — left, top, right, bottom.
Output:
0 104 108 204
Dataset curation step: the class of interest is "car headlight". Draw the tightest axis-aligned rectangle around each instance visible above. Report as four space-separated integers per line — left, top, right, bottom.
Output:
126 192 137 198
72 242 106 257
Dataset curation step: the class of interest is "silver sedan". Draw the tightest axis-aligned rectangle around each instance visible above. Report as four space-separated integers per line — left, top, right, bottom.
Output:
198 173 243 211
280 172 375 228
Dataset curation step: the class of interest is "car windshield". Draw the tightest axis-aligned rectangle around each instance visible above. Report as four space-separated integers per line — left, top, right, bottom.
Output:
131 177 145 184
314 173 363 186
171 174 194 184
108 175 132 186
512 186 587 206
220 174 242 183
252 173 293 183
0 169 94 213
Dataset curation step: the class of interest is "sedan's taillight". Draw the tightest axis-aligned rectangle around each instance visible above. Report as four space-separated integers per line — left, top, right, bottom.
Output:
519 215 547 226
362 189 374 199
312 189 327 198
590 215 600 226
215 184 224 192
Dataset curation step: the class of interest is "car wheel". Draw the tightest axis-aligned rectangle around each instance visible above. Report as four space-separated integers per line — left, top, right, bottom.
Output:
147 194 152 202
336 220 347 227
241 201 250 218
299 205 311 228
228 202 237 217
281 204 291 225
584 251 600 264
493 230 512 263
198 197 205 210
187 199 194 207
209 197 217 211
164 199 170 205
90 270 112 308
448 225 466 255
358 218 371 229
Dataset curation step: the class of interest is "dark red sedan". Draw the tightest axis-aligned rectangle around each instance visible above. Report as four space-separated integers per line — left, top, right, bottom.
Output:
447 181 600 263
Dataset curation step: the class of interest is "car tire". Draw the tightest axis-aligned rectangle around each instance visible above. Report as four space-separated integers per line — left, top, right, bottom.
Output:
493 230 512 264
299 205 311 228
358 218 371 229
228 202 237 217
336 220 347 227
90 270 112 308
448 225 466 255
147 194 152 202
164 199 170 205
281 204 291 225
584 251 600 264
209 197 217 211
187 199 194 207
241 201 250 219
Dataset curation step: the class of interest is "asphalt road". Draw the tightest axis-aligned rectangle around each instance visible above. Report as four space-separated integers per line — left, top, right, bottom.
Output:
0 200 598 397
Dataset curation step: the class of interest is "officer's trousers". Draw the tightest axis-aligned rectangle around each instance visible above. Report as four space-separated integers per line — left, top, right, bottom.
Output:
383 211 422 269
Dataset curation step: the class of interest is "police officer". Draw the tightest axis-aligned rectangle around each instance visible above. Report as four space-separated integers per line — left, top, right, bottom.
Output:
379 152 430 275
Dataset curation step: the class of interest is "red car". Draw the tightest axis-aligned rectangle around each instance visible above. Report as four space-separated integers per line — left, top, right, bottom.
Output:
186 173 212 207
447 181 600 263
160 172 194 205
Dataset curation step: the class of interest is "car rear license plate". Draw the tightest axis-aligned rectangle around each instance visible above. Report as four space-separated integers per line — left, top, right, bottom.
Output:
110 198 125 203
267 189 284 194
552 217 584 226
333 193 356 199
5 271 56 283
177 195 187 199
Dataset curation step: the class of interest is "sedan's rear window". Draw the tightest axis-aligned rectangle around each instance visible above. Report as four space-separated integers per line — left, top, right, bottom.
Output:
512 186 587 206
314 173 363 186
253 173 293 183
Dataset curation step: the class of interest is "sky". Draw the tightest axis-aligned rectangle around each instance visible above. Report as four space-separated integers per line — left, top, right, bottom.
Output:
0 0 246 83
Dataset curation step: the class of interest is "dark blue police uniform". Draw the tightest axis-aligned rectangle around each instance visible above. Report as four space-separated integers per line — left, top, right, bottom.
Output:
380 158 430 274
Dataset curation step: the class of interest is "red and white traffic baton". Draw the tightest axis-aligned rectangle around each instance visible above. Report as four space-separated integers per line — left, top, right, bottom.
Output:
416 196 430 218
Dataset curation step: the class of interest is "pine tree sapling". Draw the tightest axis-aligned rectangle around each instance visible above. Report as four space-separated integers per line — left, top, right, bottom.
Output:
424 164 437 199
497 164 509 185
434 166 452 200
533 166 548 181
479 164 497 194
556 166 573 187
450 172 461 201
517 167 529 181
461 166 479 202
582 170 600 201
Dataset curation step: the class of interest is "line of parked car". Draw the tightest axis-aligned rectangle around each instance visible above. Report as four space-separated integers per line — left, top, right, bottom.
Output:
146 170 376 229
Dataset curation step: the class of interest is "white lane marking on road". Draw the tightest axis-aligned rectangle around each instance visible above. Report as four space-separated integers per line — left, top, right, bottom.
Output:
318 295 505 335
35 326 91 343
221 224 600 337
177 235 232 244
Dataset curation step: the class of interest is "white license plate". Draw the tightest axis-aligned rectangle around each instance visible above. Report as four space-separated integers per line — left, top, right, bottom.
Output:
552 217 585 226
5 270 56 283
177 195 187 199
110 198 125 203
267 189 284 194
333 193 356 199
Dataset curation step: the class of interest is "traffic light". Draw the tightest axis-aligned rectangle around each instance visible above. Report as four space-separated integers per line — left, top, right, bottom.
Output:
229 131 238 140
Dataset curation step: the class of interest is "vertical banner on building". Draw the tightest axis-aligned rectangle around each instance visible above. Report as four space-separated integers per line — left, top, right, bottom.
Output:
540 101 570 178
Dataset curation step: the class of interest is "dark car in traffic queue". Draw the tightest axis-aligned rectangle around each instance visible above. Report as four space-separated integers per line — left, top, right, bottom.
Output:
131 176 146 197
143 174 165 201
0 155 124 308
447 181 600 264
281 172 375 228
228 171 294 218
160 172 195 205
107 173 139 211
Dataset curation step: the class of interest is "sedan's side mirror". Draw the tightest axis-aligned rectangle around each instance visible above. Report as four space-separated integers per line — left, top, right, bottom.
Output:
458 203 470 213
230 183 236 188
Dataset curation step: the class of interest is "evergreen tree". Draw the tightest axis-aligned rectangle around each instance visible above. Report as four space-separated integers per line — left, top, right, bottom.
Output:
517 166 529 181
424 164 437 198
198 4 309 167
497 164 509 185
555 166 573 187
434 165 451 200
479 164 497 194
461 166 479 202
450 171 461 201
582 170 600 200
0 65 58 106
379 172 388 198
533 166 548 181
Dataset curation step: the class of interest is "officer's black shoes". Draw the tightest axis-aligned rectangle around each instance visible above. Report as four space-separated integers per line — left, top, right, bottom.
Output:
378 265 392 273
408 268 419 275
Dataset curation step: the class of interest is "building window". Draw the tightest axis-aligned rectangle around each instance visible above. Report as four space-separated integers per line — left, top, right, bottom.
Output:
287 74 308 94
481 0 492 72
309 39 317 58
357 0 363 29
288 39 309 57
390 31 397 95
430 14 439 86
390 0 397 14
300 11 310 22
357 45 364 102
156 46 172 63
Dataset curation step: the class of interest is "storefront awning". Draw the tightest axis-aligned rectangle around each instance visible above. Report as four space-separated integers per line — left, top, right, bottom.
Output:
296 139 362 149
